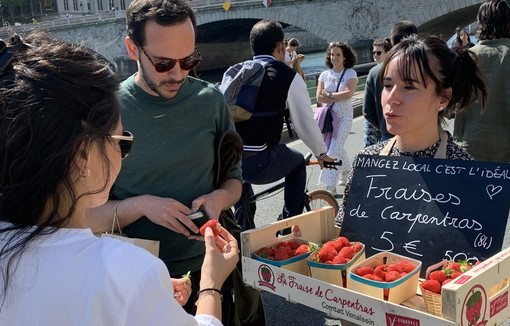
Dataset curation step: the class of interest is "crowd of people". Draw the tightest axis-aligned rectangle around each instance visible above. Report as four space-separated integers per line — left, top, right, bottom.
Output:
0 0 509 324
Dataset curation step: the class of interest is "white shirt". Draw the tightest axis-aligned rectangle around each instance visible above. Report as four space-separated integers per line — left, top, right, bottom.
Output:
0 224 221 326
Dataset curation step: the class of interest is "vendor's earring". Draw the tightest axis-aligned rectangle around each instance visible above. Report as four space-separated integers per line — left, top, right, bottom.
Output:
80 169 90 178
439 106 444 111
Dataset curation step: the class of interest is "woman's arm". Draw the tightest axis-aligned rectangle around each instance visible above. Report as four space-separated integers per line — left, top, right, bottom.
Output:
330 78 358 101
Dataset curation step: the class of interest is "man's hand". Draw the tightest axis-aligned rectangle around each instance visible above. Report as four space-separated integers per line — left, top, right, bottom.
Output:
318 154 336 169
138 195 199 236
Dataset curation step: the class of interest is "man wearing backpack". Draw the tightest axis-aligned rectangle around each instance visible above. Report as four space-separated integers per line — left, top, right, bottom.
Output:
234 19 334 228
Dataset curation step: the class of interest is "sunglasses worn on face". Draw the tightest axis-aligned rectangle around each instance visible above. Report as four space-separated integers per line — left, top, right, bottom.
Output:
140 47 203 73
372 51 382 56
110 130 134 159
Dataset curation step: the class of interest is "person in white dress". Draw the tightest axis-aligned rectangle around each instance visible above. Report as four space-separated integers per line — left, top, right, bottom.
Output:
316 42 358 195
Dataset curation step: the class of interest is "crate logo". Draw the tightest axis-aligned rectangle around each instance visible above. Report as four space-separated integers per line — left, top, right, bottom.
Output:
461 285 488 326
385 313 420 326
257 264 276 291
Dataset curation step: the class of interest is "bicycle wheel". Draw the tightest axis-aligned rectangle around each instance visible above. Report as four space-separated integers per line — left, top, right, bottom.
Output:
306 189 339 215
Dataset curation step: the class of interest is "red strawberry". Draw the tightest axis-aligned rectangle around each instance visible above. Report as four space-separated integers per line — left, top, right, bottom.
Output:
332 255 347 264
421 279 441 294
450 271 463 280
318 246 337 263
338 246 355 259
274 246 290 261
256 246 273 258
397 261 415 273
284 240 301 250
429 270 447 284
447 262 461 272
294 244 310 256
336 236 351 248
355 266 374 276
387 263 403 273
323 240 341 251
363 274 383 282
385 271 401 282
351 242 363 253
374 264 387 280
442 278 453 287
199 220 222 236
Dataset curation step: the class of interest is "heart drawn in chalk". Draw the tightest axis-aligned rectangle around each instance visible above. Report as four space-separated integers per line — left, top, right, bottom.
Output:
486 184 503 200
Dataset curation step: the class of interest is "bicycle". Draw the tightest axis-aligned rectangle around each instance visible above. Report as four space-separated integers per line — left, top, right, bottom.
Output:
235 152 340 230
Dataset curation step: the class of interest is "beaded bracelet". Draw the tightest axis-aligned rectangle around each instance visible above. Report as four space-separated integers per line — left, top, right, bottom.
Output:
195 288 223 305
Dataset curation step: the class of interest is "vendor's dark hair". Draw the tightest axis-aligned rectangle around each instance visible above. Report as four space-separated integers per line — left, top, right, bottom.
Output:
381 34 487 121
127 0 196 47
0 31 120 308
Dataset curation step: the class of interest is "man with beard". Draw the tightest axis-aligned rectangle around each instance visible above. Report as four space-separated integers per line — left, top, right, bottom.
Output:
86 0 243 323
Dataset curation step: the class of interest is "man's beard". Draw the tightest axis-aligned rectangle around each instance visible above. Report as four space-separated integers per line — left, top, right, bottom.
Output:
140 62 186 100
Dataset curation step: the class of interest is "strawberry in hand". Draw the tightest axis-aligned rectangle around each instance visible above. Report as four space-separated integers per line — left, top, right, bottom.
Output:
199 220 222 237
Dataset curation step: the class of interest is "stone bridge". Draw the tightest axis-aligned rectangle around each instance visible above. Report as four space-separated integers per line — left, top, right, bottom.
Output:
0 0 484 74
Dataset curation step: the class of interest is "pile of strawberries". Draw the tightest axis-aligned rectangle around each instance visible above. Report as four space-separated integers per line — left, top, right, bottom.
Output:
421 260 477 294
255 240 313 261
353 260 417 283
312 236 363 265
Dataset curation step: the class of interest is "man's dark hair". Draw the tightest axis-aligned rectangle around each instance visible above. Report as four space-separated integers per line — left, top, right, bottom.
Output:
390 20 418 45
250 19 284 56
126 0 196 47
477 0 510 40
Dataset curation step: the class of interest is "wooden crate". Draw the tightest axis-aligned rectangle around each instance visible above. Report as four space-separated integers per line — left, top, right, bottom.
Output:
241 207 510 325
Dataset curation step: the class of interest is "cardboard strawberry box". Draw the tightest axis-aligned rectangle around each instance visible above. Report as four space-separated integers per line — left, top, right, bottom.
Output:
252 238 314 276
307 242 365 288
241 207 510 325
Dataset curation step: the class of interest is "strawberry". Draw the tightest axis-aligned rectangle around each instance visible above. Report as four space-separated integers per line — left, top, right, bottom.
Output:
397 261 415 273
355 266 374 276
332 255 347 264
387 263 403 273
385 271 401 282
447 262 461 272
294 244 310 256
274 246 290 261
338 246 355 259
374 264 387 280
317 246 337 263
450 271 463 280
363 274 383 282
351 242 363 253
421 279 441 294
336 236 351 248
442 278 453 287
429 270 447 284
323 240 341 251
199 220 222 236
255 246 273 258
283 240 301 250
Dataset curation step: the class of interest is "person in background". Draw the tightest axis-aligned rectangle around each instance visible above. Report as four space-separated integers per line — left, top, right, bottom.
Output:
284 37 300 68
315 41 358 195
453 26 475 49
363 37 392 147
0 31 239 325
86 0 243 322
337 34 487 227
363 21 418 147
235 20 334 228
454 0 510 162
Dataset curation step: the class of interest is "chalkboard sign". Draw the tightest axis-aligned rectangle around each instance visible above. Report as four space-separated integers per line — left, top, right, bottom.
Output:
340 155 510 276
